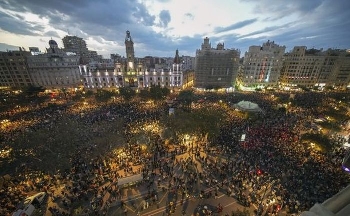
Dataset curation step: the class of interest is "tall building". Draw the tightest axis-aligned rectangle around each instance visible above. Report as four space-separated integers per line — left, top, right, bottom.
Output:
323 49 350 89
62 35 91 63
194 37 240 89
170 49 183 87
0 48 33 87
62 35 88 54
280 47 350 89
125 30 135 70
27 40 81 90
122 30 139 87
242 40 285 88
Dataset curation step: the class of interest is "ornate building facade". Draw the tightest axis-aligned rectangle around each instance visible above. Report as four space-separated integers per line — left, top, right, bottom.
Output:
79 31 184 90
27 40 81 89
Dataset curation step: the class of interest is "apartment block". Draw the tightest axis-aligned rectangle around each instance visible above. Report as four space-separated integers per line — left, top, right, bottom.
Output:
194 37 240 89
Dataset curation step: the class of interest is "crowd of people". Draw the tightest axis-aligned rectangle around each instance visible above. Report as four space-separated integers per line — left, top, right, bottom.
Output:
195 91 350 214
0 97 168 215
0 91 349 216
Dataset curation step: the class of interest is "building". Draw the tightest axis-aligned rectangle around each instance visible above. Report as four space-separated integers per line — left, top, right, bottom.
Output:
183 69 194 89
194 37 240 89
62 35 88 54
0 48 33 87
115 49 183 89
120 30 140 87
324 49 350 89
242 40 285 88
182 55 195 72
62 35 91 63
79 31 141 89
280 47 350 90
27 40 81 90
169 49 183 88
80 31 184 90
143 56 166 69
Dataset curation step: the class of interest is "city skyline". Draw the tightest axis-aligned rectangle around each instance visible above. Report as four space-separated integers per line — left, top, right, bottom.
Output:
0 0 349 58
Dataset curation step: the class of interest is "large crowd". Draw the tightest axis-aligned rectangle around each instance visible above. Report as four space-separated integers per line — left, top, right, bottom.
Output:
0 91 349 216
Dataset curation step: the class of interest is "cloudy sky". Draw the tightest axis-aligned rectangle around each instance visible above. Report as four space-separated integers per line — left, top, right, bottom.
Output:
0 0 349 58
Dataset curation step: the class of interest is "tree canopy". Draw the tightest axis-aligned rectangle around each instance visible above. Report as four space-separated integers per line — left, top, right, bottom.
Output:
177 89 195 111
119 87 136 101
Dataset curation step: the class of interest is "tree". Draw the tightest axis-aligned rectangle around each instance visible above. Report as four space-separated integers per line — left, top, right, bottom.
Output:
149 85 170 100
84 90 94 98
139 89 150 100
301 133 337 152
95 89 115 103
119 87 136 101
177 89 194 111
61 87 68 100
24 85 46 97
163 105 226 141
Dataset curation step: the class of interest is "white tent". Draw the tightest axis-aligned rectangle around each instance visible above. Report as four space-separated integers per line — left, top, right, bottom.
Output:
234 101 262 112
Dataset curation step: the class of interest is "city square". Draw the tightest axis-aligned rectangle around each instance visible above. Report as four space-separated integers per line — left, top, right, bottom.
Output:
1 89 349 216
0 2 350 215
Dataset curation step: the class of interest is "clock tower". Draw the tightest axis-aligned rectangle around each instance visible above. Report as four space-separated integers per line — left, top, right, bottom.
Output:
125 30 135 71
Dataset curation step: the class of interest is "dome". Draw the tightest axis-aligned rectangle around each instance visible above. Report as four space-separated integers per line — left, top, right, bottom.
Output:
49 39 58 46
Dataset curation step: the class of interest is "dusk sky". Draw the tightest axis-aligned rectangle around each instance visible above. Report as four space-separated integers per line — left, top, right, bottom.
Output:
0 0 349 58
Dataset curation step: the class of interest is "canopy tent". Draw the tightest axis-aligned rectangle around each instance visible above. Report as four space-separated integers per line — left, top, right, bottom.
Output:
234 100 262 112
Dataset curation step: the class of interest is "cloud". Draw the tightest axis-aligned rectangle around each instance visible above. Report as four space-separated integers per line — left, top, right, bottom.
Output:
0 0 349 58
241 0 325 20
0 11 43 36
44 30 60 38
214 18 258 34
158 10 171 28
184 13 194 20
0 42 22 51
238 21 297 39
